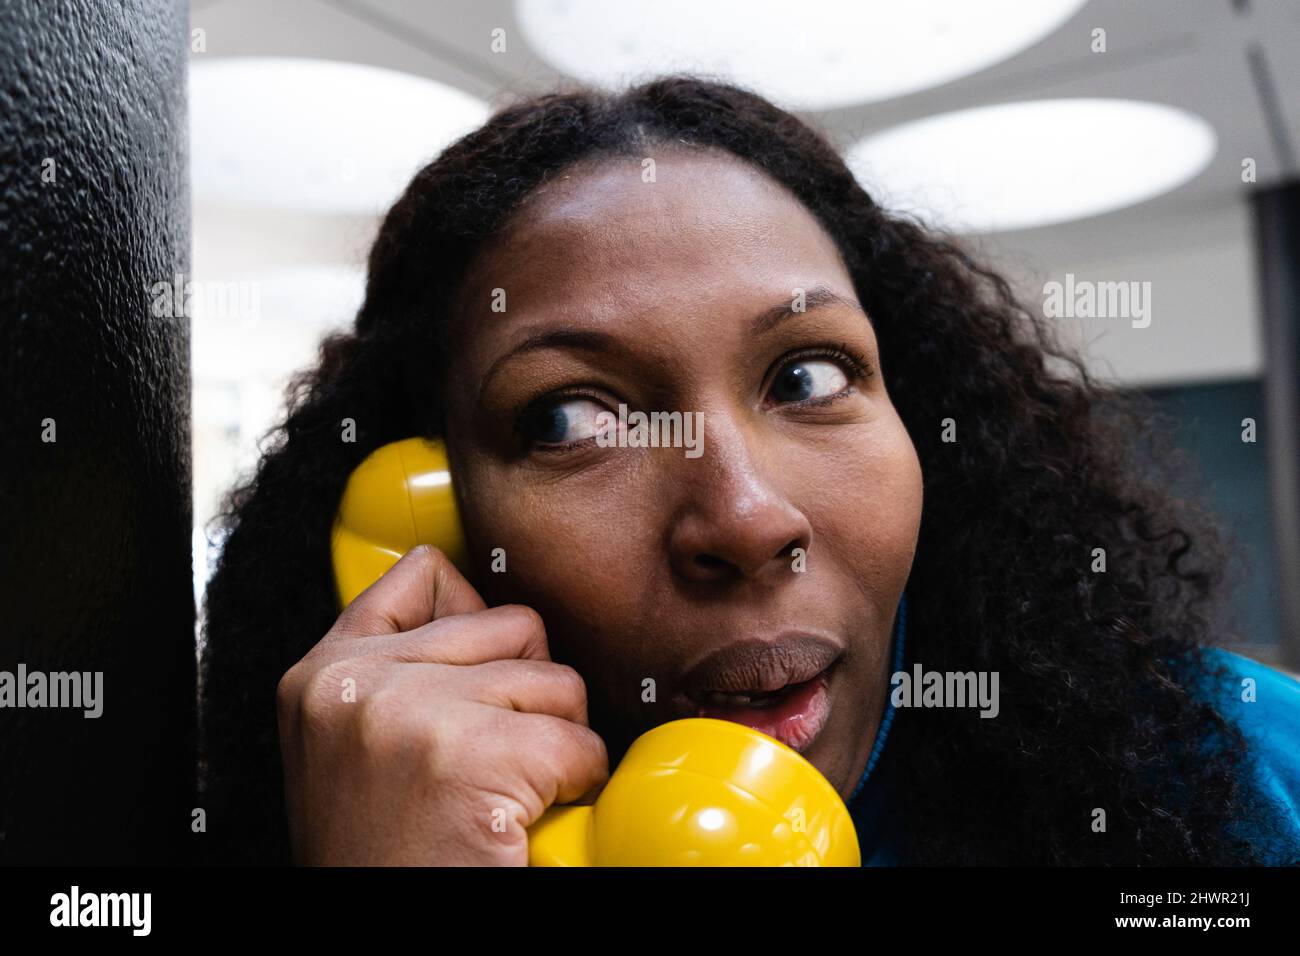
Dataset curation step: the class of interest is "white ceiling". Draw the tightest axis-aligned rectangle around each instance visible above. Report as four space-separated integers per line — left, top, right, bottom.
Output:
187 0 1300 387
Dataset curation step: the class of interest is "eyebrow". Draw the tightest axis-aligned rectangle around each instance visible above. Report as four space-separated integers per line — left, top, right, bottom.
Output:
749 285 866 334
478 284 866 401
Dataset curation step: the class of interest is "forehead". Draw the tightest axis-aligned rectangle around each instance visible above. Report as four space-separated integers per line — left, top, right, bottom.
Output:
453 147 851 327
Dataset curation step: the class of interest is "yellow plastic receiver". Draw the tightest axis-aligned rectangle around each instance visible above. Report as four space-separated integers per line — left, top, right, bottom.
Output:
331 437 469 607
528 717 860 866
331 437 861 867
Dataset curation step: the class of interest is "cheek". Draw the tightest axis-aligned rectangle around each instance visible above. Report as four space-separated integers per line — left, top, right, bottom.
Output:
812 419 923 593
462 473 656 659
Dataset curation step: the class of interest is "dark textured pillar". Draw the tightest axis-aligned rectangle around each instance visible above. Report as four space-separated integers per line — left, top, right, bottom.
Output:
1251 180 1300 672
0 0 194 863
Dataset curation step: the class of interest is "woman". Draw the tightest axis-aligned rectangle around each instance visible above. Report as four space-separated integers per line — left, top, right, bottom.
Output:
199 75 1300 866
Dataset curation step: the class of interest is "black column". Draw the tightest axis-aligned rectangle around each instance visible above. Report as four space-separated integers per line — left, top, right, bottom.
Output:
0 0 194 863
1251 180 1300 671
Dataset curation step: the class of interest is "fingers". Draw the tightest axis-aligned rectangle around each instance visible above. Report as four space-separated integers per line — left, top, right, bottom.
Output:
334 545 487 639
500 712 610 811
371 657 589 726
374 604 552 667
466 658 589 726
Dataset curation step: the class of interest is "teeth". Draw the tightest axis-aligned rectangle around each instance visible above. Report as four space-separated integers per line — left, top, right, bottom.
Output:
697 688 785 708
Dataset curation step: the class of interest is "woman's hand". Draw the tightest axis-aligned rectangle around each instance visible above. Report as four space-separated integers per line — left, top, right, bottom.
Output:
276 545 610 865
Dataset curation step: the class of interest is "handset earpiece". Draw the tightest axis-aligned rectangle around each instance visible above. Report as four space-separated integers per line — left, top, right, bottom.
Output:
331 437 468 609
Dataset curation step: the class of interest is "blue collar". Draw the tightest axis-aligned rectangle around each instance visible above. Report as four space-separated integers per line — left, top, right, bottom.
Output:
847 593 907 807
844 595 907 863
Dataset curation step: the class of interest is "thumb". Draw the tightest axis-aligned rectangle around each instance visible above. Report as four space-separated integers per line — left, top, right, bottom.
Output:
334 544 487 639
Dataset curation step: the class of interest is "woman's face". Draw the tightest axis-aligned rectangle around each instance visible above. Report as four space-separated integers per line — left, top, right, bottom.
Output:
441 147 923 798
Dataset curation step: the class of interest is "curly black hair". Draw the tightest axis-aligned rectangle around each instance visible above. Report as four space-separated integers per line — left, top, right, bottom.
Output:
197 74 1294 865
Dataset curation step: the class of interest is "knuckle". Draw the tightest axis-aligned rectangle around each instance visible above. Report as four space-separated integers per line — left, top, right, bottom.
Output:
419 713 476 782
574 723 609 767
313 658 358 696
354 690 399 754
534 715 607 772
502 603 546 638
356 685 446 770
549 663 588 702
296 659 358 731
275 664 301 714
589 728 610 765
499 606 535 629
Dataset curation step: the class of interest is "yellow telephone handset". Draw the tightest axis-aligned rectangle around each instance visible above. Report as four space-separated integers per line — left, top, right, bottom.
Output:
331 437 861 866
331 437 469 608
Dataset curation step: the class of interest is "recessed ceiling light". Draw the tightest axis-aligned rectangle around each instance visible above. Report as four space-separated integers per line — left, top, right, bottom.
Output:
514 0 1089 110
190 58 490 215
846 99 1217 233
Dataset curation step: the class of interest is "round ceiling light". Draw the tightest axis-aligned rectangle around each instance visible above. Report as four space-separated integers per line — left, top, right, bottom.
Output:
514 0 1089 110
846 98 1217 234
190 58 490 215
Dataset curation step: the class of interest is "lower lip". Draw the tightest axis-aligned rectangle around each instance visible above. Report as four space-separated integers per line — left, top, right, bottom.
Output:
692 670 833 753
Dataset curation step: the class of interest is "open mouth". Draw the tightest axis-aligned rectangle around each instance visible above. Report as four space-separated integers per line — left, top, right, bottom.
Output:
690 677 816 708
685 663 837 754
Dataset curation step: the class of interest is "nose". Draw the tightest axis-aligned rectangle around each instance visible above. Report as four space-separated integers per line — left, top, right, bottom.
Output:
666 422 813 585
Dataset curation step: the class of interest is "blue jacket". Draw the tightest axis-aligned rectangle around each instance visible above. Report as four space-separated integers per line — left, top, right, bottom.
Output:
846 635 1300 865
